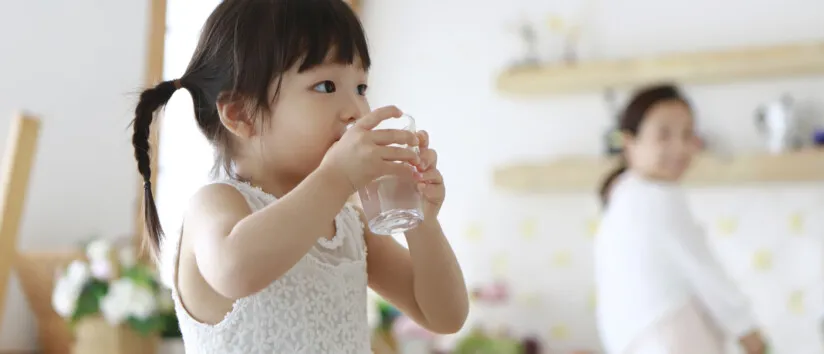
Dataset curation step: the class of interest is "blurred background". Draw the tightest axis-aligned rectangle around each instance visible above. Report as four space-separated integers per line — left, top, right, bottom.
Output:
1 0 823 353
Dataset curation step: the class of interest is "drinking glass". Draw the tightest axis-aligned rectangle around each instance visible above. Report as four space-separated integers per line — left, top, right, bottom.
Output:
357 114 424 235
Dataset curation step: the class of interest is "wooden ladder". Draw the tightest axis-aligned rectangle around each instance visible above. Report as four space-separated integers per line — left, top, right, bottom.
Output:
0 113 42 350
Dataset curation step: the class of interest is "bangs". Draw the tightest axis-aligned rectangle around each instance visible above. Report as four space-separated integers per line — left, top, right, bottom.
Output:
277 0 371 73
199 0 370 110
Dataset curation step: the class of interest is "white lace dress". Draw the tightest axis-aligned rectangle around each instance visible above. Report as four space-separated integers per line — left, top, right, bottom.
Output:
160 179 372 354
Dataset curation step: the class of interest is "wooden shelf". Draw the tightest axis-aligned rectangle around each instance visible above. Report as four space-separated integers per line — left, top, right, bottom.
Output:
496 41 824 96
493 149 824 193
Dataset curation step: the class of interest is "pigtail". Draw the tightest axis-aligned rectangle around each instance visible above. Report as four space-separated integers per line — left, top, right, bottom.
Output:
131 79 182 257
598 160 627 207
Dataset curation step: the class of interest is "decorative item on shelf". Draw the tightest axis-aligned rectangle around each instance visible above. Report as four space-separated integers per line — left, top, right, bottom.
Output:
813 128 824 146
546 15 582 64
506 15 541 68
601 88 624 156
51 238 175 354
754 94 805 154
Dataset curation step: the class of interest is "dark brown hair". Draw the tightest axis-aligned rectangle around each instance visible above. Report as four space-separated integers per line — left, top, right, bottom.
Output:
598 83 691 206
131 0 370 256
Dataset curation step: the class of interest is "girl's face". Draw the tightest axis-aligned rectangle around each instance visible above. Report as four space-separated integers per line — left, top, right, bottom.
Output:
623 100 699 182
240 55 370 184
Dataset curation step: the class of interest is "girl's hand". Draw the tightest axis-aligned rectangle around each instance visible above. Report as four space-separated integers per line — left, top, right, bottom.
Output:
413 130 444 218
320 106 420 193
739 330 767 354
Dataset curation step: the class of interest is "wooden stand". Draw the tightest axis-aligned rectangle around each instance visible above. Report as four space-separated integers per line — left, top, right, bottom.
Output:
0 113 41 335
15 251 83 354
72 316 158 354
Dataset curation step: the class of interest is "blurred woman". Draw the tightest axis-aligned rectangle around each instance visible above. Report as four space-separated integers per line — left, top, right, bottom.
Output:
593 84 767 354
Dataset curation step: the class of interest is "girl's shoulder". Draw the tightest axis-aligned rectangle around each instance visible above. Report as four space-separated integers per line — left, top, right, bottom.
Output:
207 179 274 208
182 180 271 223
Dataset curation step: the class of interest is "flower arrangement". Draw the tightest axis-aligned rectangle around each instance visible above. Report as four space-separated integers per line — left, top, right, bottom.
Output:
51 238 175 336
368 291 403 352
370 291 402 332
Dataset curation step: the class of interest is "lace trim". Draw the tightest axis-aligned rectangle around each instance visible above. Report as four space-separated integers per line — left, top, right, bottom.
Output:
225 179 348 250
317 211 346 250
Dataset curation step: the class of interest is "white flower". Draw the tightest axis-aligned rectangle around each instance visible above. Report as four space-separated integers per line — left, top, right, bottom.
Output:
90 259 114 280
100 278 158 325
66 260 91 284
51 261 91 318
118 246 137 269
86 239 112 263
52 277 82 318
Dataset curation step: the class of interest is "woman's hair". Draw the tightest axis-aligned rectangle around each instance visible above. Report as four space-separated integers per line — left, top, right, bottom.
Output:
598 83 691 206
131 0 369 256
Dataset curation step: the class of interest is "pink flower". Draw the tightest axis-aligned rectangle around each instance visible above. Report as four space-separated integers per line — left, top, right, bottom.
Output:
392 316 434 340
90 259 114 280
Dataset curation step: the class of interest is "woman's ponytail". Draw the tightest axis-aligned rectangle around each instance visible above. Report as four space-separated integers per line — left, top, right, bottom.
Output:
132 79 182 257
598 160 627 207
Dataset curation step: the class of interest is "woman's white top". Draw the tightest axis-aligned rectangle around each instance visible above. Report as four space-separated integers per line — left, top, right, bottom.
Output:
160 179 372 354
593 172 756 353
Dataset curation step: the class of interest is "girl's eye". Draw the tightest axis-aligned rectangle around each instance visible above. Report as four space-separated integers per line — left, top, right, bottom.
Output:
312 80 336 93
357 84 368 96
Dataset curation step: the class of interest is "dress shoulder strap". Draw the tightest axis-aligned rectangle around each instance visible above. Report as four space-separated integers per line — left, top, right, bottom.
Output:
211 179 275 212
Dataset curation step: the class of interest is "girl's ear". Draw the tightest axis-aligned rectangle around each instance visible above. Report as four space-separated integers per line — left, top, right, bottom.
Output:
216 94 255 138
620 131 635 153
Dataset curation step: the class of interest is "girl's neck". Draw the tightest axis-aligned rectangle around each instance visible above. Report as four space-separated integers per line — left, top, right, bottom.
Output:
233 163 304 199
627 168 679 186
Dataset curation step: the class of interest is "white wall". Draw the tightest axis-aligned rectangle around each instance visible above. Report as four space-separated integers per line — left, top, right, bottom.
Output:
0 1 147 350
361 0 824 352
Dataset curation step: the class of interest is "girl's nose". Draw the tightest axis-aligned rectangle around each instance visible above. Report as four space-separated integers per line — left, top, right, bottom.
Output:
339 91 368 124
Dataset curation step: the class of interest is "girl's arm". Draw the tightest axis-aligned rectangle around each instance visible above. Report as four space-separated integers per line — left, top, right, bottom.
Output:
183 167 352 300
648 187 758 339
362 212 468 334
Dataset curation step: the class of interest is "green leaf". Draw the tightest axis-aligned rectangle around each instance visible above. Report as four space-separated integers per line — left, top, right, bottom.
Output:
120 266 160 291
160 312 182 339
127 315 165 336
70 279 109 324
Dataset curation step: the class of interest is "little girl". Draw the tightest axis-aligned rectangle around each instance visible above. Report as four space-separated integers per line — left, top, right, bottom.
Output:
130 1 468 352
593 84 767 354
